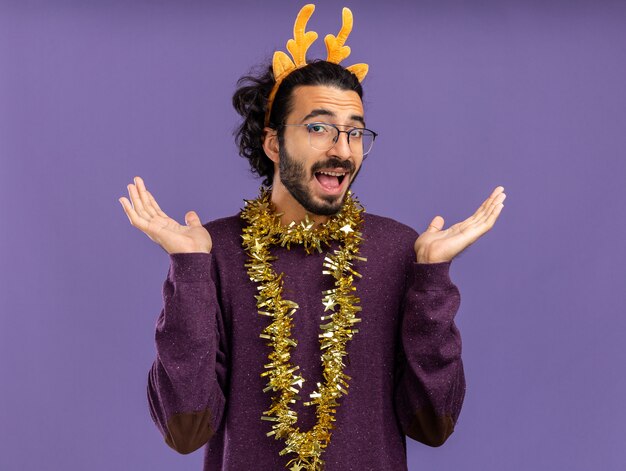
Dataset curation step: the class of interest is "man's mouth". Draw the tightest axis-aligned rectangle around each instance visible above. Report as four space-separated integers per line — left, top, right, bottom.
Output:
314 170 349 193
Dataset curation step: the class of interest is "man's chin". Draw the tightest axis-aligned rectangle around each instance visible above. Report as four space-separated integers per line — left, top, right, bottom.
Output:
308 191 348 216
282 178 350 217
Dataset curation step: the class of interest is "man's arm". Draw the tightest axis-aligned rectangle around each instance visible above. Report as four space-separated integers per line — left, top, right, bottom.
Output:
394 185 505 444
147 252 228 454
393 260 465 446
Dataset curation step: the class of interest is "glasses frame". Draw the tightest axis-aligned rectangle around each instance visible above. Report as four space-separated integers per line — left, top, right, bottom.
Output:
279 122 378 158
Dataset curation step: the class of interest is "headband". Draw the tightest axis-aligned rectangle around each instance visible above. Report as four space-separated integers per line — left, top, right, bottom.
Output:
264 4 369 127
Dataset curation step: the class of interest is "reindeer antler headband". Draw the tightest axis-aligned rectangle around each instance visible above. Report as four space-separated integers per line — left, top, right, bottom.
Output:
264 4 369 127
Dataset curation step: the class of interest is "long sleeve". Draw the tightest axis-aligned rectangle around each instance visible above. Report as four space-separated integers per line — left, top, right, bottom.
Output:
394 260 466 447
147 252 228 454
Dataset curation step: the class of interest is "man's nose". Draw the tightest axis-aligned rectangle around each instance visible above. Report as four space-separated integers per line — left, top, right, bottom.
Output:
329 130 353 159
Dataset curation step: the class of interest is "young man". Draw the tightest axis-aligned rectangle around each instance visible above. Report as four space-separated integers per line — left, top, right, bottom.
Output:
119 5 505 470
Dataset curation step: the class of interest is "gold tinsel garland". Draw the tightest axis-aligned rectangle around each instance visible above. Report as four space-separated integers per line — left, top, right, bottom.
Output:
240 187 367 471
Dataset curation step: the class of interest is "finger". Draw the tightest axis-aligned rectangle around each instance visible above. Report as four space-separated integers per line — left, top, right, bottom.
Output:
127 182 150 219
484 192 506 219
134 176 157 218
473 194 505 231
456 190 505 241
491 186 505 197
425 215 444 233
185 210 202 227
146 189 169 218
469 187 505 222
119 196 149 231
119 197 133 224
485 201 505 227
477 186 505 212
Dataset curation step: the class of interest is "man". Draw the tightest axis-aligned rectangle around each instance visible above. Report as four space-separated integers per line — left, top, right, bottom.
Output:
119 5 506 470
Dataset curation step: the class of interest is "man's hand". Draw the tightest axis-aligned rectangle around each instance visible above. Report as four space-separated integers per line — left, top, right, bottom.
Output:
414 186 506 264
119 176 213 255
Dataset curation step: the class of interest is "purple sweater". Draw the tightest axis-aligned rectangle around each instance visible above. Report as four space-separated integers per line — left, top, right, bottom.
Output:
147 211 465 470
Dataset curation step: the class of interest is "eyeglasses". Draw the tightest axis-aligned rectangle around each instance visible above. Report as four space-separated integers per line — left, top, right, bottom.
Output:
279 122 378 158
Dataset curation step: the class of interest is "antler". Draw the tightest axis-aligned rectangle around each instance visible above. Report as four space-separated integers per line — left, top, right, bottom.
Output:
272 4 318 80
325 7 368 81
325 7 352 64
346 63 368 81
265 4 369 127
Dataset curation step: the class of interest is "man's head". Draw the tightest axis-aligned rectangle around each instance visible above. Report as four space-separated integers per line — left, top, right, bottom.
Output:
233 60 366 215
265 84 365 215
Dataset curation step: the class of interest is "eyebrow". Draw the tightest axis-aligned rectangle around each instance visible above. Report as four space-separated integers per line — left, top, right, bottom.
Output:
301 108 366 127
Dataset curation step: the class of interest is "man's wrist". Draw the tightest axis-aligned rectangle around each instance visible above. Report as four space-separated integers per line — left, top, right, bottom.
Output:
415 257 451 264
169 252 213 283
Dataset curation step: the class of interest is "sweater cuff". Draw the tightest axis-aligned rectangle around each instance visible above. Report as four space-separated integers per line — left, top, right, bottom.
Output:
411 260 454 291
168 252 213 283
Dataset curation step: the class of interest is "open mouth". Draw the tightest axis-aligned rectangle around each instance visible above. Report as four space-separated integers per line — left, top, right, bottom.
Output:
314 170 348 194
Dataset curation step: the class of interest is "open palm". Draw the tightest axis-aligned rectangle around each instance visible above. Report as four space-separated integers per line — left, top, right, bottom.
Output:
414 186 506 264
119 176 212 255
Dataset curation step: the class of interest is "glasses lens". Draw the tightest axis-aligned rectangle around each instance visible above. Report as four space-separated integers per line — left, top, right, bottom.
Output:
308 123 336 151
354 130 375 156
307 124 375 156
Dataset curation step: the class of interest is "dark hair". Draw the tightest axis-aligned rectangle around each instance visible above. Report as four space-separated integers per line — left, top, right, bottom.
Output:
232 60 364 186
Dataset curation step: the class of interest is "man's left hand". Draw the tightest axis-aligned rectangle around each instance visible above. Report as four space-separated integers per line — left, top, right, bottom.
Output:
414 186 506 264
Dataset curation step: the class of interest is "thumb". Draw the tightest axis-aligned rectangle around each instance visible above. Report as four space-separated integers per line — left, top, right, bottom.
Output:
425 215 444 233
184 210 202 227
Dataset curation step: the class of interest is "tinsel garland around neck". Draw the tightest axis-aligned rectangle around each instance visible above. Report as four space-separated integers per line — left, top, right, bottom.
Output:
240 187 367 471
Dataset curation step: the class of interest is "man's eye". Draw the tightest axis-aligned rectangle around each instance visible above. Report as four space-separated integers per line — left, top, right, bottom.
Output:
309 124 329 133
349 129 364 138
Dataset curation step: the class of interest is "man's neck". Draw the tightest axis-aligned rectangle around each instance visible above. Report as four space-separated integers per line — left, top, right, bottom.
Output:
270 185 330 229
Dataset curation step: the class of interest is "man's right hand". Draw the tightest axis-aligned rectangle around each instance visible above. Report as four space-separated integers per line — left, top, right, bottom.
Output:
119 176 212 255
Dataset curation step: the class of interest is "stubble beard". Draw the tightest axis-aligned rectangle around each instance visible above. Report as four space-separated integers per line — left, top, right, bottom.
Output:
278 145 359 217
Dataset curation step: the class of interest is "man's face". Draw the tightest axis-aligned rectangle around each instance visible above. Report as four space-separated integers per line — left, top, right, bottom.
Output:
277 85 365 216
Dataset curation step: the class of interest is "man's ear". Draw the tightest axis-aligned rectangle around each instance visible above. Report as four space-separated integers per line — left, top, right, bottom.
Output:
262 127 280 164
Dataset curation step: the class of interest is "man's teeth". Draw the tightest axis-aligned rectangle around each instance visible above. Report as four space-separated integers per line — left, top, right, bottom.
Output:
317 171 347 176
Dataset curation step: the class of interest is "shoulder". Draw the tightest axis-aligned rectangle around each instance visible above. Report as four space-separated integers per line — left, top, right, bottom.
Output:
203 213 245 256
362 212 419 244
360 212 418 266
356 212 418 288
